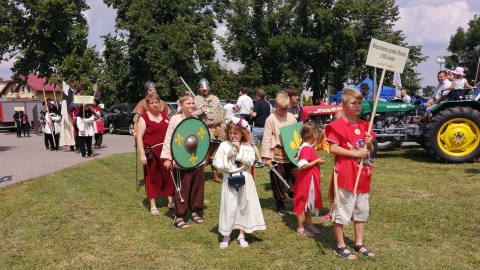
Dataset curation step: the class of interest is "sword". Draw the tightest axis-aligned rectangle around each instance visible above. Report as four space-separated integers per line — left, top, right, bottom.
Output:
180 77 206 109
169 168 184 202
267 163 290 189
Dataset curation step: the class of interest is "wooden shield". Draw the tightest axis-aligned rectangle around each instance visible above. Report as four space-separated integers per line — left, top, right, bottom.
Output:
171 117 210 169
279 122 303 166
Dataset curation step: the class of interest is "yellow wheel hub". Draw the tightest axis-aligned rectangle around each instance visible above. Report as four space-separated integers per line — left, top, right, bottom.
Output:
437 118 480 157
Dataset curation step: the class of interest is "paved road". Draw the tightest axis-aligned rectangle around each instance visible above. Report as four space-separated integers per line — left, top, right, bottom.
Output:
0 131 135 189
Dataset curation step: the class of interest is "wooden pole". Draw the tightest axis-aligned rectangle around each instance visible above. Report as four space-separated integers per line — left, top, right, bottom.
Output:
474 57 480 87
353 69 386 194
333 167 341 209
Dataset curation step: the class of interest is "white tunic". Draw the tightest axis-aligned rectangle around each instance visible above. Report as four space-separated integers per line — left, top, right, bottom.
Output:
44 113 61 134
76 115 95 136
213 141 266 236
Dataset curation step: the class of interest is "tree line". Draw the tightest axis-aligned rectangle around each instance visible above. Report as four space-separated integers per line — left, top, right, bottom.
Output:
1 0 478 107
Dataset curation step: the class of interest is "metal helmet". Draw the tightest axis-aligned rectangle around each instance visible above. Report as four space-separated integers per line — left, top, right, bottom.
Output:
198 78 210 86
198 78 210 91
144 81 157 91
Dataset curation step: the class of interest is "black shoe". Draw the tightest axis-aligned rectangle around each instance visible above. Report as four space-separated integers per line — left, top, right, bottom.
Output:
50 148 55 151
276 202 287 216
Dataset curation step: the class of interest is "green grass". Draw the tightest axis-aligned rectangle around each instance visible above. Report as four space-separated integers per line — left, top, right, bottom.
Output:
1 146 480 269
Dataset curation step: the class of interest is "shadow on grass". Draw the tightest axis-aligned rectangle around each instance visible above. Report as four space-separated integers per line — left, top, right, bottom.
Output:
376 148 439 163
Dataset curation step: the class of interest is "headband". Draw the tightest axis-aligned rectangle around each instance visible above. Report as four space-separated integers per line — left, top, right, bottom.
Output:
226 116 250 131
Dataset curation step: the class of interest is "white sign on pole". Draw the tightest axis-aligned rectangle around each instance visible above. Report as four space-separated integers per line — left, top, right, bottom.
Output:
73 95 95 104
366 38 410 73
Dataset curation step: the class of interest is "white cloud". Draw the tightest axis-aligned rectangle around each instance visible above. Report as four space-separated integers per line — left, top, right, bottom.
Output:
395 0 479 88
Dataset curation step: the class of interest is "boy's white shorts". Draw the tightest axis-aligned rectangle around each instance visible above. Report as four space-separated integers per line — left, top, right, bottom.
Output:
331 188 369 225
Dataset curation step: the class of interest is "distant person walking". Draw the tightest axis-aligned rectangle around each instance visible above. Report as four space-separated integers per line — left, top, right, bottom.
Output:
236 87 254 126
13 111 21 138
223 98 236 120
21 111 30 137
251 89 270 168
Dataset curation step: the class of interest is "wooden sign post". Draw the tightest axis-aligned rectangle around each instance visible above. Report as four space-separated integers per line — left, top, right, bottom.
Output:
352 39 410 193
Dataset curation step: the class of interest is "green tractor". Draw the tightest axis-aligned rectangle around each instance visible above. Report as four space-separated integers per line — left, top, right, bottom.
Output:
358 90 480 163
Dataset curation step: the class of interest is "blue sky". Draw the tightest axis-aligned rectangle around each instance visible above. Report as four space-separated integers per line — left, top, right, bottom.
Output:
1 0 480 89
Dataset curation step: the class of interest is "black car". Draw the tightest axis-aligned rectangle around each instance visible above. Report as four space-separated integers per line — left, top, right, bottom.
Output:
105 103 136 135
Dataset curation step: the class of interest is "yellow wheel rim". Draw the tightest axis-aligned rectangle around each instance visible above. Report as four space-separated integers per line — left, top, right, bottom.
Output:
437 118 480 157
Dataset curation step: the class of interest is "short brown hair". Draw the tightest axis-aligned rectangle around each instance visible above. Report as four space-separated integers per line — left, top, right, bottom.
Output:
256 89 266 99
300 121 317 141
146 93 160 104
286 88 299 97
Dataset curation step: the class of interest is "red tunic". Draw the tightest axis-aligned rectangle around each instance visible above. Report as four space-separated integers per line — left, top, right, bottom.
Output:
325 116 376 193
293 144 323 214
141 112 174 199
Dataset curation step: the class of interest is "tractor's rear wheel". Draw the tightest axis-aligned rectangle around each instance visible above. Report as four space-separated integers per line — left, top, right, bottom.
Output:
425 106 480 163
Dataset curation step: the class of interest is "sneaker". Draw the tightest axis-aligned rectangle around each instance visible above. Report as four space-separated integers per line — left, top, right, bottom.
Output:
254 161 265 168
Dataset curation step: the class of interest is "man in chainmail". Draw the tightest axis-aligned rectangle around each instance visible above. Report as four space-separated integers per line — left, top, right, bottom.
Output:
192 78 224 183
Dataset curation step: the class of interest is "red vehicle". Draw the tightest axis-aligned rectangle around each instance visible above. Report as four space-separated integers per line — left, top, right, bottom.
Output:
302 104 344 127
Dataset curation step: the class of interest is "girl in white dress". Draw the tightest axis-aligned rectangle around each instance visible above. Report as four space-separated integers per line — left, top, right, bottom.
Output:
213 116 266 249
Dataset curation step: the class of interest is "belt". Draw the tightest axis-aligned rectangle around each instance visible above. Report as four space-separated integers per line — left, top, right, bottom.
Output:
208 124 221 128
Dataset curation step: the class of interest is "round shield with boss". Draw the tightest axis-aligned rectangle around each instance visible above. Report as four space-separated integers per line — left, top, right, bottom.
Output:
171 117 210 169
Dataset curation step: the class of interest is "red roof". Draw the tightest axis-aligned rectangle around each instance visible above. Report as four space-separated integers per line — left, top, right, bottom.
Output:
19 74 61 92
0 74 61 95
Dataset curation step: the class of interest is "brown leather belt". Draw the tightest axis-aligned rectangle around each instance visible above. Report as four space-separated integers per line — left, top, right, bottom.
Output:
208 124 221 128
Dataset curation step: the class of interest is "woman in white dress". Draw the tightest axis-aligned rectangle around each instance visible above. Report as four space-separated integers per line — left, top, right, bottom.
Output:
213 116 266 249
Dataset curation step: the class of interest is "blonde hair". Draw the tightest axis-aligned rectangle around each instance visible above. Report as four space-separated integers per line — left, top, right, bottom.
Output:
333 111 345 121
178 92 194 105
225 123 252 144
275 91 290 108
341 88 363 105
300 121 317 141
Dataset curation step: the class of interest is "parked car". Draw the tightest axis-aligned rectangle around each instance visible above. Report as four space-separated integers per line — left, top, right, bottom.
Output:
166 101 178 118
104 103 136 135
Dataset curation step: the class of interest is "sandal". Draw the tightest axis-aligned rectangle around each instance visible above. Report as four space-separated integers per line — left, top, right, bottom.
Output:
191 213 204 224
220 236 230 249
306 225 321 235
318 213 332 221
173 217 189 229
237 235 249 248
150 207 159 216
353 244 375 258
334 246 357 260
167 202 175 210
296 228 314 238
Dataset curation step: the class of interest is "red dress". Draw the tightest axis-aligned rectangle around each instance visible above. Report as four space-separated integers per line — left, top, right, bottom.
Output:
325 116 376 193
141 112 174 199
293 143 323 214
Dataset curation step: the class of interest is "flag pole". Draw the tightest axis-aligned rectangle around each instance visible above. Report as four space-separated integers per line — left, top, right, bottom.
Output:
42 85 57 149
353 69 386 194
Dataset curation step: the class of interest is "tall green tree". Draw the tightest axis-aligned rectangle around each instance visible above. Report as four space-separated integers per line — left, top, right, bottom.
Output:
103 0 217 102
447 15 480 84
218 0 426 103
3 0 92 83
